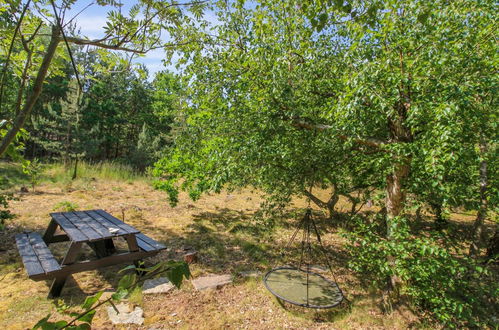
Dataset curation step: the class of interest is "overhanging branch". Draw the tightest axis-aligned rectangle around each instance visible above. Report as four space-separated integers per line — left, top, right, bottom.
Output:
64 36 147 53
290 117 387 148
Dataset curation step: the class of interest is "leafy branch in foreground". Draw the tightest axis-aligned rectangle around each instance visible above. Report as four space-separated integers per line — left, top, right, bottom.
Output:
33 260 190 330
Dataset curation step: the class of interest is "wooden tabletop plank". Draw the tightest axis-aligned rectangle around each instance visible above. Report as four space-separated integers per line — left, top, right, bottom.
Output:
94 209 140 234
72 211 114 239
28 232 61 273
50 213 88 242
84 210 127 236
62 212 102 241
15 233 45 276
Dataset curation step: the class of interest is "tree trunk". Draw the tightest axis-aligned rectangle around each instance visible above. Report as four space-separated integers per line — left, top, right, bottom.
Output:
469 142 488 258
303 184 339 220
430 201 447 229
72 157 78 180
0 26 60 157
383 161 410 309
485 226 498 261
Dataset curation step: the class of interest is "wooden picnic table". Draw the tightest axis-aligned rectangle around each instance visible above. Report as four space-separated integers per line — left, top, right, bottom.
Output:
15 209 166 297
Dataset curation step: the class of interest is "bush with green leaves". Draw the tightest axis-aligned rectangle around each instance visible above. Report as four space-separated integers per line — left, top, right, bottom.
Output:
22 158 42 191
33 260 190 330
52 201 79 212
345 216 497 327
0 193 15 230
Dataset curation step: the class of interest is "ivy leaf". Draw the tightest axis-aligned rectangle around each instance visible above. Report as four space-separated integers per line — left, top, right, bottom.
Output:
81 291 103 310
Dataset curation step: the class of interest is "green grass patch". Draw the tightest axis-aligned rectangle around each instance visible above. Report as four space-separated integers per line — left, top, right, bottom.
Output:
53 201 80 212
43 161 146 183
1 160 148 192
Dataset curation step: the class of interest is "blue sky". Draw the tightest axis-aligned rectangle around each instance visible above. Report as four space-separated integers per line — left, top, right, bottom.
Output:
63 0 215 77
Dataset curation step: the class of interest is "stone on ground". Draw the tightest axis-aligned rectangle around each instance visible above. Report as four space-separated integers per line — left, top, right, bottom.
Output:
142 277 175 294
239 270 262 277
107 303 144 325
191 274 232 291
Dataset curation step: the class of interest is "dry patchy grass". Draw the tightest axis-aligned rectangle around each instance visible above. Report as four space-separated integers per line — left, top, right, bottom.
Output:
2 164 480 329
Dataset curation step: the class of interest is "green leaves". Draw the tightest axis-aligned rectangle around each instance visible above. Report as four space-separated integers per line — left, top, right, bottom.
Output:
81 292 103 310
345 215 497 327
33 260 191 329
163 260 191 288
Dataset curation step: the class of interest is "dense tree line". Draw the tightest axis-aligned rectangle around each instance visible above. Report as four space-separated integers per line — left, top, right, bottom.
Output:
23 55 182 170
1 44 182 169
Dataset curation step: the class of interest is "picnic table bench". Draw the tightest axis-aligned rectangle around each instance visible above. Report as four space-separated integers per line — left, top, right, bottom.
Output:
15 209 166 297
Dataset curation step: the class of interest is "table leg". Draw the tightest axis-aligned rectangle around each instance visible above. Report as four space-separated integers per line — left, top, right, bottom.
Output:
42 219 58 244
48 242 82 298
88 239 116 258
125 235 144 276
105 238 116 253
125 234 139 252
48 276 69 298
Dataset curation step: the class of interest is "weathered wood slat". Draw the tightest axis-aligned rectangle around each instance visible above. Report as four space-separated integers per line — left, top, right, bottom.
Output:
72 211 113 239
28 232 61 273
50 213 88 242
15 233 45 276
94 209 139 234
135 233 166 251
62 212 102 241
136 236 156 252
85 210 127 235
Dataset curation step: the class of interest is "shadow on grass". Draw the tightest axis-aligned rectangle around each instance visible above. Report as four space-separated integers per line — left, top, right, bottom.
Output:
2 206 357 318
137 207 353 286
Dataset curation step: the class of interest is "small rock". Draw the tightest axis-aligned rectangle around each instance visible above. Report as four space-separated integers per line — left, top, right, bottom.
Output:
191 274 232 291
107 303 144 325
183 251 198 264
142 277 174 294
239 270 262 278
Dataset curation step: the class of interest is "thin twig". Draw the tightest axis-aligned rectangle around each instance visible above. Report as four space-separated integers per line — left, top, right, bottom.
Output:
50 0 83 92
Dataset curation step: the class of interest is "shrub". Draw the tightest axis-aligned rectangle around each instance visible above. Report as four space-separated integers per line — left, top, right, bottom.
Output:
0 193 15 230
53 201 79 212
22 158 42 191
345 216 497 328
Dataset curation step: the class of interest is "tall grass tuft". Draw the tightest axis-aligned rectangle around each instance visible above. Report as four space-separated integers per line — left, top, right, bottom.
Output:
43 161 146 183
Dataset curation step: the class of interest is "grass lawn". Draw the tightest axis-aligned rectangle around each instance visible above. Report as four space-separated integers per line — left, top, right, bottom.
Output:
1 161 482 329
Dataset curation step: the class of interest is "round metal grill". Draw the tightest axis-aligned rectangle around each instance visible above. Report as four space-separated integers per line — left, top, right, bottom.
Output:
264 266 343 309
263 207 345 309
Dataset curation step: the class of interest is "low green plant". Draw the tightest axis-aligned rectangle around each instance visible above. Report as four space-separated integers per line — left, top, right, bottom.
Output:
22 158 42 192
53 201 80 212
0 193 15 230
44 161 146 183
345 216 497 328
33 261 190 330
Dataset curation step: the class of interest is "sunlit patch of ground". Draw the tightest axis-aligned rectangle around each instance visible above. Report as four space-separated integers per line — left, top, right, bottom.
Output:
1 166 485 329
